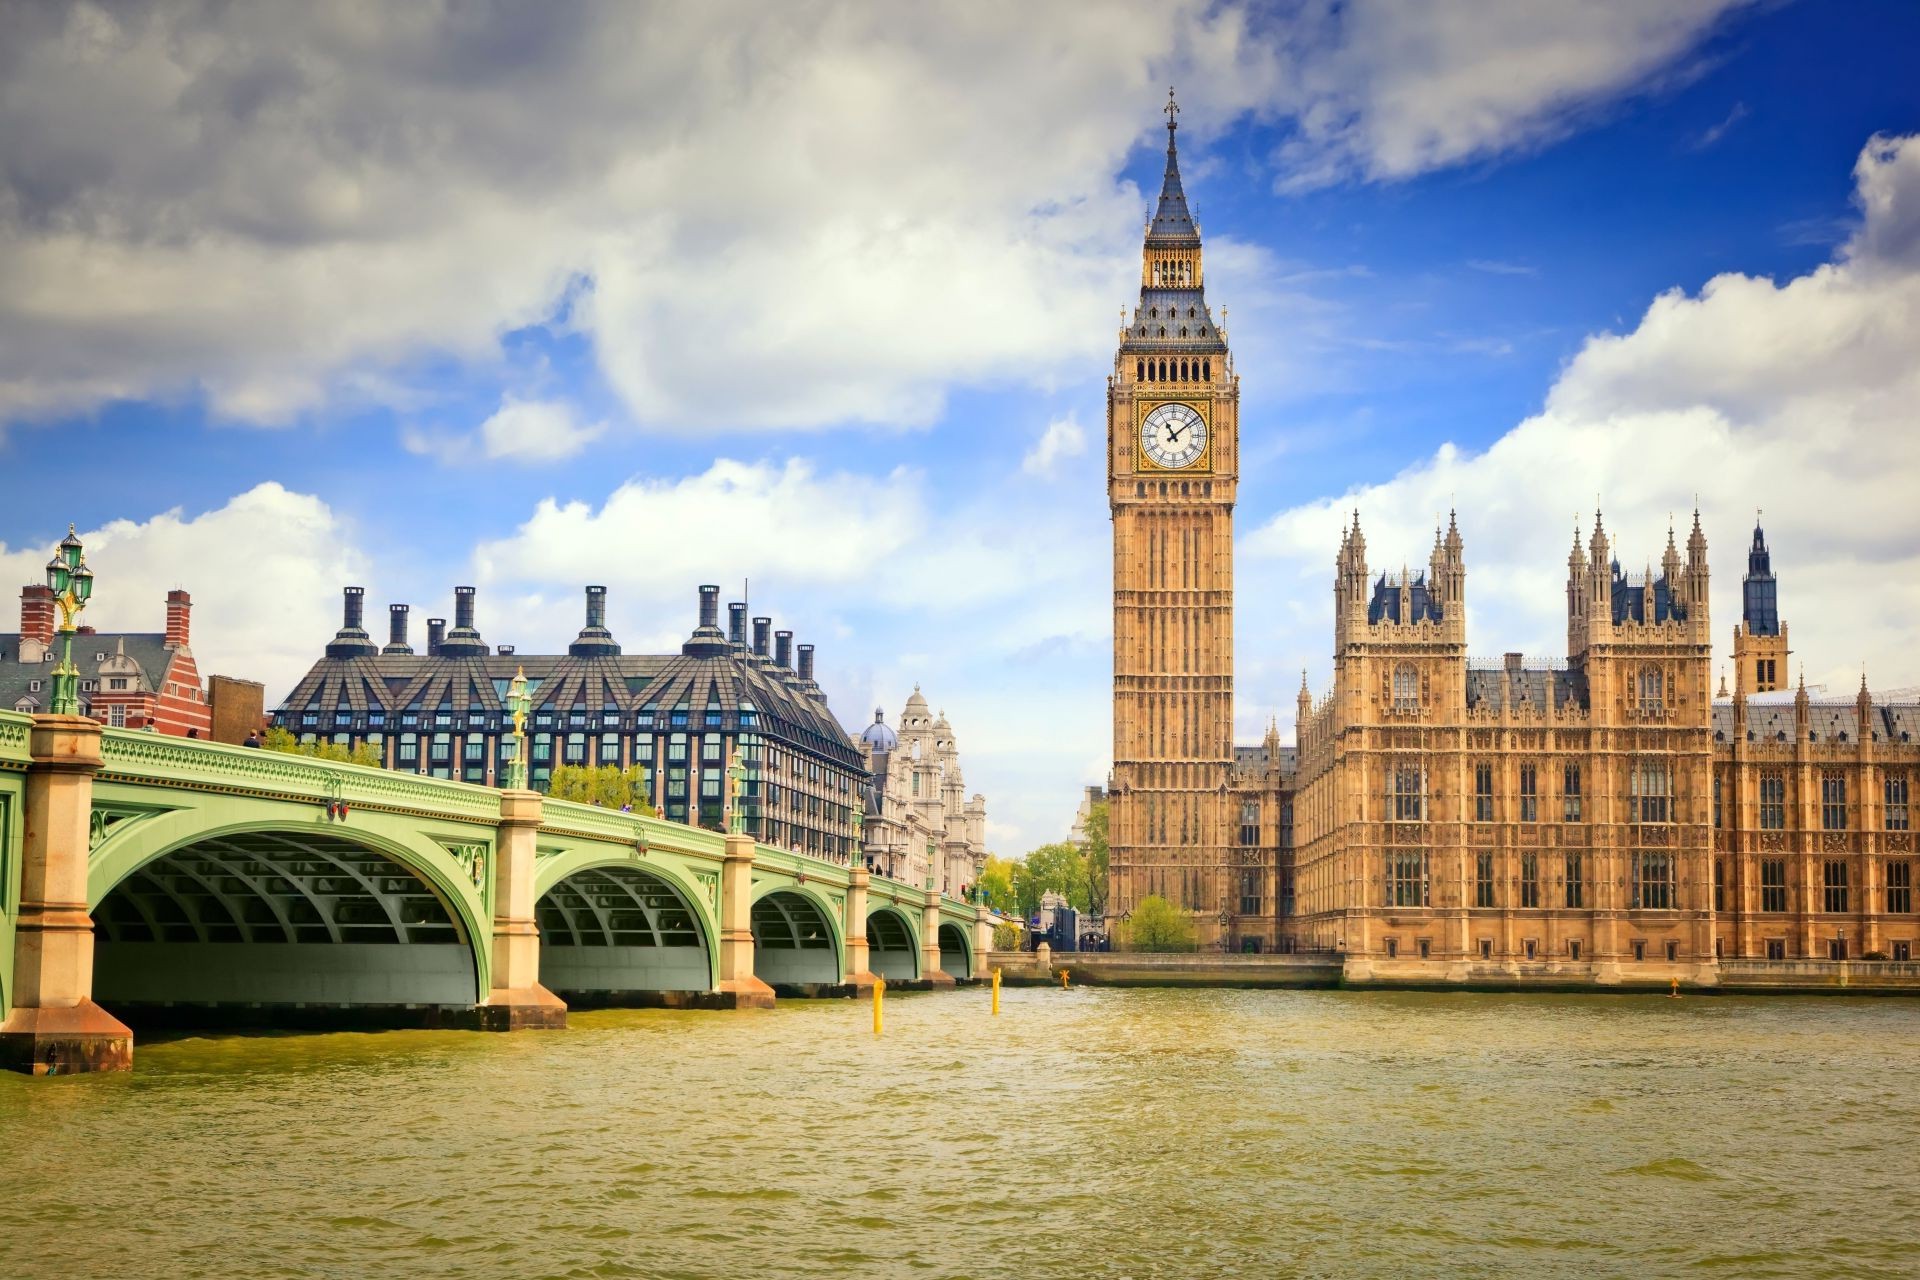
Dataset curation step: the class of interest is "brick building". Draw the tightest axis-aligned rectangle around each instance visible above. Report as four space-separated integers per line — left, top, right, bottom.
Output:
1 585 210 736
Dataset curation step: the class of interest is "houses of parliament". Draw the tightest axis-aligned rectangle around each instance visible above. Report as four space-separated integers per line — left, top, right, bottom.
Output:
1107 96 1920 978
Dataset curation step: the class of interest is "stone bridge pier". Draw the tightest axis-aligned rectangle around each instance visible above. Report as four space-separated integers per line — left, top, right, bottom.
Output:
0 718 133 1074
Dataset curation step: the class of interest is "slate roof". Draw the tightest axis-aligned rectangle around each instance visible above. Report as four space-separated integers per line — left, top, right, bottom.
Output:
1465 664 1585 712
1233 745 1298 778
0 631 176 713
278 643 860 767
1711 698 1920 744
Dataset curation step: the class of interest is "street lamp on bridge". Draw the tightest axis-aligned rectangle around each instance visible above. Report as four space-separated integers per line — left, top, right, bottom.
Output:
503 665 531 791
44 524 95 717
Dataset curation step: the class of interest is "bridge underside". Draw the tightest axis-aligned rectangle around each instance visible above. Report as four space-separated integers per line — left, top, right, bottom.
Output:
867 909 919 982
93 830 480 1028
536 865 713 1007
751 891 842 995
939 923 971 980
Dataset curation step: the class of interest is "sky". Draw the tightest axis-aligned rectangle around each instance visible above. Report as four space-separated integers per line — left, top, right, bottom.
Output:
2 1 1918 854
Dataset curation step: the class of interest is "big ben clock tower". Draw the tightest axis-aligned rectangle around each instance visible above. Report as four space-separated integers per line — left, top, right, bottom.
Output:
1108 91 1237 946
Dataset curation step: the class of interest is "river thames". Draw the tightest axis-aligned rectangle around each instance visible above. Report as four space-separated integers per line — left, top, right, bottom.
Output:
3 988 1917 1278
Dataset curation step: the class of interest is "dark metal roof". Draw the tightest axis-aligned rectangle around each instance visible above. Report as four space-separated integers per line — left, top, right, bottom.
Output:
278 644 860 767
1368 573 1443 625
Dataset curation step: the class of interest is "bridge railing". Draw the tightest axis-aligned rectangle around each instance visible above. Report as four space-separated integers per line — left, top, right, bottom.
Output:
94 728 505 823
0 710 29 767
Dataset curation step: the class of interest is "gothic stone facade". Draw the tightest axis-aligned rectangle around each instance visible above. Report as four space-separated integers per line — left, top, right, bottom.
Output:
856 688 988 897
1230 516 1920 977
1106 95 1239 948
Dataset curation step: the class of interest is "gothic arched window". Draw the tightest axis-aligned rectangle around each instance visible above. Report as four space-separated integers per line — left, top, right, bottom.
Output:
1639 666 1664 710
1392 664 1419 712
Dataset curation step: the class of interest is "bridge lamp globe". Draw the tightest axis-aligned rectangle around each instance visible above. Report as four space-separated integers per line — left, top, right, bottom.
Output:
72 561 94 603
45 552 70 598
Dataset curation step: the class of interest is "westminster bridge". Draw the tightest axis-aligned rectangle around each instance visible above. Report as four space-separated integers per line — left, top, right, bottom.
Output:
0 712 990 1074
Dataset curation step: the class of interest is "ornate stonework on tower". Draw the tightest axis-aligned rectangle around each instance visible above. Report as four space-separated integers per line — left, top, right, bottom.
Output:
1732 518 1789 694
1107 91 1239 945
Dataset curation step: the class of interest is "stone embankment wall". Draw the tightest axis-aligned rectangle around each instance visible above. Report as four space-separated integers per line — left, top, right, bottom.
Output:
982 951 1920 994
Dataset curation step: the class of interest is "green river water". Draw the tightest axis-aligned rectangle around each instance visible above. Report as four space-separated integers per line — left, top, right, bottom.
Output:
2 987 1917 1278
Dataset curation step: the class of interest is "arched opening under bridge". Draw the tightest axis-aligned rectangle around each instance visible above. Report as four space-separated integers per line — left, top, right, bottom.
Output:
938 922 973 980
536 864 711 1004
92 829 479 1027
866 908 919 981
750 891 840 992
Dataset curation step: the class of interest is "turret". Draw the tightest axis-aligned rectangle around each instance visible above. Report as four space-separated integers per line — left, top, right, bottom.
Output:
568 585 621 658
437 586 489 658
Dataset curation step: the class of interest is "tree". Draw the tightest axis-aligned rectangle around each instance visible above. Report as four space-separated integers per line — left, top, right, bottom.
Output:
546 763 654 814
1127 894 1196 952
262 726 381 768
1014 841 1087 919
977 854 1017 913
1082 800 1110 919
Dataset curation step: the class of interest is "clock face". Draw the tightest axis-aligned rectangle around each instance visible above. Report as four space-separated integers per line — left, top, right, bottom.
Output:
1141 402 1207 469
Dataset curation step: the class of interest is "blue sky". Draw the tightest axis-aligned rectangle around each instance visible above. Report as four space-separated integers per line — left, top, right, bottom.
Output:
3 1 1918 851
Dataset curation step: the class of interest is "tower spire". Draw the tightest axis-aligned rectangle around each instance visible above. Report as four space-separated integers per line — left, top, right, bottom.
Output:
1147 87 1198 247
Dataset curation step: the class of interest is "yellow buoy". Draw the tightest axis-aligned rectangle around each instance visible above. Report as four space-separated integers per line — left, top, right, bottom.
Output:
1669 976 1681 999
873 974 885 1035
991 966 1001 1016
1060 968 1071 990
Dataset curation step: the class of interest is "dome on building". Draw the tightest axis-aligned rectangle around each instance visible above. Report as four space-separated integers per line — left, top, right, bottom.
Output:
860 707 898 751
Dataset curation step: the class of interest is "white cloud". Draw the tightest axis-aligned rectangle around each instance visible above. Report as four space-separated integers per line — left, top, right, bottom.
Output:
403 396 606 464
0 2 1746 430
0 484 368 705
1243 133 1920 735
1022 414 1088 476
1269 0 1751 190
469 453 1113 850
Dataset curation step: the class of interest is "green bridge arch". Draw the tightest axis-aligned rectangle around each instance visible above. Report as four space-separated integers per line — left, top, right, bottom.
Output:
0 713 990 1055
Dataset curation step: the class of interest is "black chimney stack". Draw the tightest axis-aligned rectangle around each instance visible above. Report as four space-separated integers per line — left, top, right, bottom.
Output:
728 602 748 646
697 584 720 630
438 585 489 657
797 643 815 682
427 617 447 655
752 617 772 658
326 586 378 657
385 603 412 655
569 584 621 658
774 630 793 669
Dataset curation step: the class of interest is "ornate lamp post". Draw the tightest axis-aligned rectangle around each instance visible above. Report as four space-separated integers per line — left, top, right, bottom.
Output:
44 525 95 717
503 665 531 791
725 746 748 835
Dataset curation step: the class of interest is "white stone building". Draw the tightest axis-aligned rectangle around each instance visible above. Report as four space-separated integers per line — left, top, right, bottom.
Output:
855 686 988 896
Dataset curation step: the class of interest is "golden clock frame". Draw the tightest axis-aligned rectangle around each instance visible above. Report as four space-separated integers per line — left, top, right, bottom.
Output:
1133 397 1213 474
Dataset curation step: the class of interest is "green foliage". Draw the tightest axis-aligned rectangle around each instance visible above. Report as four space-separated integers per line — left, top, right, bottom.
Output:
1013 841 1089 919
545 763 655 814
263 725 381 767
977 854 1017 913
991 922 1022 952
1127 894 1196 952
1082 800 1110 919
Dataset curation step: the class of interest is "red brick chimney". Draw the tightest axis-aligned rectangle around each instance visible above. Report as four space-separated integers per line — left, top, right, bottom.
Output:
165 589 192 650
19 584 54 648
